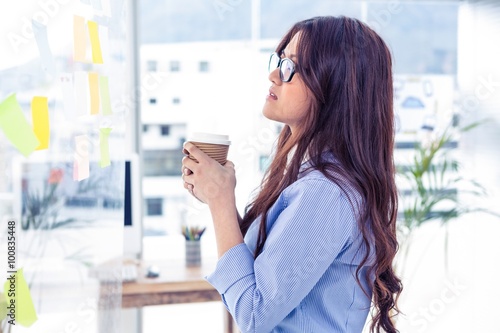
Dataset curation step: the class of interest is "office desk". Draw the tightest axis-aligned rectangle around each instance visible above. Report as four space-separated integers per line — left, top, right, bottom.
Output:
120 259 235 333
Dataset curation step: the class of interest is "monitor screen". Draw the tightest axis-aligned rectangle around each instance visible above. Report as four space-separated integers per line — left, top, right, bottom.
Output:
13 154 142 258
124 160 132 227
123 154 142 258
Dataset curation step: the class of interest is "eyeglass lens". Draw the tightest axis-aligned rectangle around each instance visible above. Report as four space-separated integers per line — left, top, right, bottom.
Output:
268 53 294 82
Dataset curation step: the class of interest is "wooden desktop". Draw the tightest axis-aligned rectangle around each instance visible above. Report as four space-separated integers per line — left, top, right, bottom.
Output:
120 259 236 333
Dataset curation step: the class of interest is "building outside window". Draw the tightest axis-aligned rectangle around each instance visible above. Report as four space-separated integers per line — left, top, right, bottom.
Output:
138 2 500 331
259 155 270 173
199 61 209 72
145 198 163 216
160 125 170 136
146 60 157 72
142 149 183 177
170 60 180 72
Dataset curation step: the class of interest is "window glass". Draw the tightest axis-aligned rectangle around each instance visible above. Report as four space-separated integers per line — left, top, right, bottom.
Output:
368 2 458 74
140 0 251 43
137 1 500 332
0 3 128 330
139 0 461 256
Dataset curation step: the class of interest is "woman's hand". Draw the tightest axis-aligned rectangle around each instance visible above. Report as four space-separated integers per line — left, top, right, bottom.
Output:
181 142 236 206
182 142 243 257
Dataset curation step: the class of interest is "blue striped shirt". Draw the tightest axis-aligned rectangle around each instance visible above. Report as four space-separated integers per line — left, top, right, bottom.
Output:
206 160 374 333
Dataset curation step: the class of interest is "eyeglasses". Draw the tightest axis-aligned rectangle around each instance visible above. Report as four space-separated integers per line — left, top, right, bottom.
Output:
268 52 296 83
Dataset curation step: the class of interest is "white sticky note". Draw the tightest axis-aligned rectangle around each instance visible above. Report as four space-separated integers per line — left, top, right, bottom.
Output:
91 0 103 11
99 26 109 65
32 20 56 77
74 71 89 116
101 0 112 17
58 73 76 119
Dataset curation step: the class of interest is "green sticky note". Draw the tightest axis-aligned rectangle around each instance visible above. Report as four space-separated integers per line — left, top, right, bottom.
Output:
99 75 112 115
99 127 112 168
0 292 7 321
4 268 38 327
0 94 40 157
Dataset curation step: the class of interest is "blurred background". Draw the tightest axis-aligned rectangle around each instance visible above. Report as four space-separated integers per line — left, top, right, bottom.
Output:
0 0 499 332
137 1 500 332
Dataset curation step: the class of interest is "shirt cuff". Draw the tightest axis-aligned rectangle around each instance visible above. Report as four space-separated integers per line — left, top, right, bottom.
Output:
205 243 255 295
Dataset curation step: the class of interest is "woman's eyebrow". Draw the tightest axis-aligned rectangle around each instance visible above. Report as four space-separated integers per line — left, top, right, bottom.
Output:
282 50 297 59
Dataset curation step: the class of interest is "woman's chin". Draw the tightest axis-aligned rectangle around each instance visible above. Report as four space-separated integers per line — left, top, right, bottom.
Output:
262 107 277 122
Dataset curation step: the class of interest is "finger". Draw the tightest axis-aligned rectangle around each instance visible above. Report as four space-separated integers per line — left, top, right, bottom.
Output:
182 156 198 172
182 169 195 184
187 184 197 199
182 165 193 176
183 142 210 163
224 160 235 168
183 179 194 194
182 173 195 185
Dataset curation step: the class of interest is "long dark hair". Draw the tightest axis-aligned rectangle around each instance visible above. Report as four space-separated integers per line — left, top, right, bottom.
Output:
240 16 402 333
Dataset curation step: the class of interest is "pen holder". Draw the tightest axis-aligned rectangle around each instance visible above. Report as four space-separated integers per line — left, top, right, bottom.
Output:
185 240 201 267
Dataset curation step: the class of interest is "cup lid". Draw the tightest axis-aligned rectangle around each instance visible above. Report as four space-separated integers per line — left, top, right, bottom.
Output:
188 132 231 145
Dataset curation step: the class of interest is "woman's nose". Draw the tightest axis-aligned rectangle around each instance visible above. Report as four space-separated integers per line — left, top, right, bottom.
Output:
268 67 281 85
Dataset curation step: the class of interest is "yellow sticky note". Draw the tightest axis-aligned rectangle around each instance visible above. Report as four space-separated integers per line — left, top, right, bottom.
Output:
31 96 50 150
87 20 103 64
73 15 87 62
0 94 39 157
4 269 38 327
74 135 90 181
99 76 112 115
88 72 100 115
99 128 112 168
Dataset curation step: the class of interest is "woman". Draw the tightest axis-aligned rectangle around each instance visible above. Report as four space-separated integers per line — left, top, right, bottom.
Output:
182 16 402 333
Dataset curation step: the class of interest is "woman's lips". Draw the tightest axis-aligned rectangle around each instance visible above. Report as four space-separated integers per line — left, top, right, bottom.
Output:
268 89 277 100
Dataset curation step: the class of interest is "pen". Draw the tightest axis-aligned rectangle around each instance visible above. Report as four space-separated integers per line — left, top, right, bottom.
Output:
181 225 206 240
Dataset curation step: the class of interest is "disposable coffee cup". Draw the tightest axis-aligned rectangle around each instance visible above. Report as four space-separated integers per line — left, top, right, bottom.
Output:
185 132 231 165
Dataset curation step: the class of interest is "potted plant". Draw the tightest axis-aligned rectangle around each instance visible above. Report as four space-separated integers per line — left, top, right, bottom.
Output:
395 120 497 274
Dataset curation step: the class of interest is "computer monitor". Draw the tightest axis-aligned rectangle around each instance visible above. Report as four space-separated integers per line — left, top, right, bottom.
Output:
12 154 142 259
123 153 142 259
